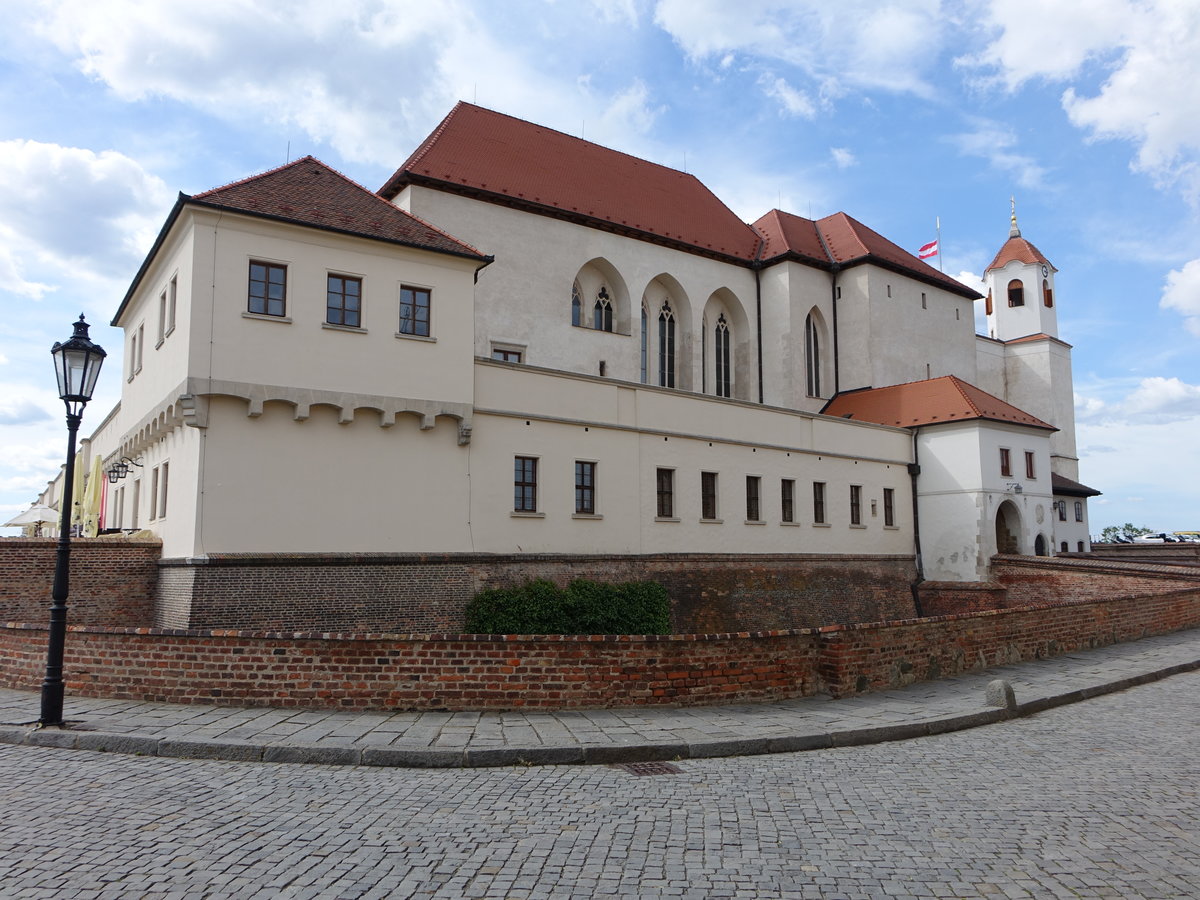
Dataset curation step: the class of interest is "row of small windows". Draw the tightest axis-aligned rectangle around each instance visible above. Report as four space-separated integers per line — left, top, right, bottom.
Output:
247 261 432 337
513 456 896 527
109 462 169 531
129 275 180 379
987 278 1053 315
1055 500 1084 523
999 448 1037 480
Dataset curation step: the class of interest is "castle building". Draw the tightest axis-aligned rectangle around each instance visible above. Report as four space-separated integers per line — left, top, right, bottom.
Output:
65 103 1098 627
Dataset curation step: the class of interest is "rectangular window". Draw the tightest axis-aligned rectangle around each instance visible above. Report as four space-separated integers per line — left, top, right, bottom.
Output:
326 274 362 327
149 466 159 521
850 485 862 525
1075 501 1083 523
883 487 895 527
114 486 124 529
131 478 141 529
158 461 169 518
575 461 595 515
999 448 1012 478
701 472 718 520
492 348 522 363
656 468 674 518
781 479 795 523
813 481 826 524
158 290 167 343
128 329 138 379
167 276 177 334
921 292 927 309
133 323 144 374
514 456 537 512
399 285 431 336
1057 501 1066 521
746 476 761 522
1024 451 1036 479
248 261 287 316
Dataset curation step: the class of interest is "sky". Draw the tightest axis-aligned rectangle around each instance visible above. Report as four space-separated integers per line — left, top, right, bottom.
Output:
1 0 1198 536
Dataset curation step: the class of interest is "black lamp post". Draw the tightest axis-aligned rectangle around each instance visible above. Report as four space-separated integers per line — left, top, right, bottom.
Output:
40 314 106 727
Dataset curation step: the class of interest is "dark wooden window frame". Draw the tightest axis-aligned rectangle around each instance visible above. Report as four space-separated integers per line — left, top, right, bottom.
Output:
514 456 538 512
575 461 596 515
327 274 362 327
248 261 287 317
400 285 431 336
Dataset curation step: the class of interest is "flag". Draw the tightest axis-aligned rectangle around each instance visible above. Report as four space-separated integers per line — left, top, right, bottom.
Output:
918 239 938 260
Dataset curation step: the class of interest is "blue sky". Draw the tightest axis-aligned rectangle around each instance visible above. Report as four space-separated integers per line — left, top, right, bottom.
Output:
2 0 1198 535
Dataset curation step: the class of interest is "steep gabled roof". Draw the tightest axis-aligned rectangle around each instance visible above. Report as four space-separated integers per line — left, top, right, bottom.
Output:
113 157 489 326
822 375 1056 431
986 235 1052 272
752 209 982 300
379 102 764 261
191 156 488 260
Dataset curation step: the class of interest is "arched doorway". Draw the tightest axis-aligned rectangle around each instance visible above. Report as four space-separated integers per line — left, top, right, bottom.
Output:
995 501 1021 555
1034 533 1048 556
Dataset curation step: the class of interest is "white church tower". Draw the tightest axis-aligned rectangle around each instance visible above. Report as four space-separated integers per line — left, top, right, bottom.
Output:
984 200 1059 342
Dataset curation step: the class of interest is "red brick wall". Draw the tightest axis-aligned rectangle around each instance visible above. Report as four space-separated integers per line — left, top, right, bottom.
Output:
991 555 1200 606
917 581 1007 617
0 538 160 627
160 553 919 633
2 586 1196 710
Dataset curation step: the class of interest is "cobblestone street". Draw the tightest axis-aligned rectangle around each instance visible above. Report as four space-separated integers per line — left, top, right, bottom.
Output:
1 672 1197 899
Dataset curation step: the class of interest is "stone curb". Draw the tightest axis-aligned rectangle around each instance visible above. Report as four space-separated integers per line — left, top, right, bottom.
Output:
0 658 1195 769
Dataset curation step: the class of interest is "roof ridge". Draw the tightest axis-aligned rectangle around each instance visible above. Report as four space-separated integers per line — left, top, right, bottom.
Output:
947 375 986 418
192 156 316 200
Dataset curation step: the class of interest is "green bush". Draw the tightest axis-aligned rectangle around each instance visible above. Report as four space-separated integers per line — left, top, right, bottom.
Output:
464 578 669 635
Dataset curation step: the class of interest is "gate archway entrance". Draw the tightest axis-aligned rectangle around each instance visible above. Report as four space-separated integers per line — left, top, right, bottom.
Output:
995 501 1022 555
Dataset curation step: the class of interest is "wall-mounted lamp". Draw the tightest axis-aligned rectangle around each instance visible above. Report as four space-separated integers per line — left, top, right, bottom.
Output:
1006 483 1023 494
105 455 143 484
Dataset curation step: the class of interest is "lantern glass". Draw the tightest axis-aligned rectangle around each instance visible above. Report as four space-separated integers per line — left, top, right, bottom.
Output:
51 315 106 407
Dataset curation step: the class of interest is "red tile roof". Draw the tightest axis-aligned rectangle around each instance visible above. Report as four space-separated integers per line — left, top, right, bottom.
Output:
192 156 488 260
986 235 1051 272
823 375 1056 431
752 209 981 299
380 102 763 261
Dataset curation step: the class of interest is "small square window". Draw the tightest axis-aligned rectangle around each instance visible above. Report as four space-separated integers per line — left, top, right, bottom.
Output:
249 261 287 317
400 285 431 336
514 456 538 512
327 275 362 327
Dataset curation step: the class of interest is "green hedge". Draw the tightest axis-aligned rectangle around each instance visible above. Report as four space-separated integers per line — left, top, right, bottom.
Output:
464 578 670 635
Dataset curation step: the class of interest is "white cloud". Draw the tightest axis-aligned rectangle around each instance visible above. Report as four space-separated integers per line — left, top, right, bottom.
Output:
1161 258 1200 336
653 0 944 110
830 147 857 169
0 398 52 426
0 140 171 282
966 0 1200 203
1121 376 1200 422
760 75 816 118
947 119 1048 189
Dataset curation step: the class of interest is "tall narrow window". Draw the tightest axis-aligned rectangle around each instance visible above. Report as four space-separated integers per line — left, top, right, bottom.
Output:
128 328 139 379
1024 451 1036 479
114 486 124 529
575 461 596 515
1057 501 1066 522
149 466 159 521
135 324 144 372
746 476 761 522
1007 279 1025 307
850 485 862 525
593 287 613 331
1074 501 1083 522
781 479 795 523
571 281 583 327
714 314 731 398
701 472 718 520
248 261 287 316
158 461 169 518
131 478 141 529
701 317 707 394
1043 279 1053 308
640 306 648 383
327 275 362 327
656 468 675 518
514 457 538 512
658 302 675 388
883 487 895 527
1000 448 1012 477
813 481 826 524
158 290 167 343
399 285 431 336
166 276 177 334
805 313 821 397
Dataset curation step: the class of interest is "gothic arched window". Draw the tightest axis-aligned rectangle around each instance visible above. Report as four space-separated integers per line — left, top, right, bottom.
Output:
1007 279 1025 307
640 305 648 383
571 281 582 326
1043 278 1053 308
658 301 676 388
805 312 821 397
714 314 731 398
594 287 613 331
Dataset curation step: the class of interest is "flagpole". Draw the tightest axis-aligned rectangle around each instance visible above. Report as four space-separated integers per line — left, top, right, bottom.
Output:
936 215 942 272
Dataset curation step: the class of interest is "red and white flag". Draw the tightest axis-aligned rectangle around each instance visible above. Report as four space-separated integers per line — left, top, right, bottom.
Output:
918 239 938 260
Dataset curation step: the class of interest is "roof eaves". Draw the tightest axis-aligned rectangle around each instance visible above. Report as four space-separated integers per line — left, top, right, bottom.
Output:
111 192 190 327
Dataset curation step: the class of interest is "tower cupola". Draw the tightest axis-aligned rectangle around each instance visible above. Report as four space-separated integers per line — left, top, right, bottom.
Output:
983 200 1058 341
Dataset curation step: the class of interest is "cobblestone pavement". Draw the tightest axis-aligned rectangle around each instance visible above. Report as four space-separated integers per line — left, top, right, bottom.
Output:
2 629 1197 767
0 671 1197 899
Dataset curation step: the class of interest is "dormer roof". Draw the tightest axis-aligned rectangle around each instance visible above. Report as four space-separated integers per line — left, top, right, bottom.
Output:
822 375 1056 431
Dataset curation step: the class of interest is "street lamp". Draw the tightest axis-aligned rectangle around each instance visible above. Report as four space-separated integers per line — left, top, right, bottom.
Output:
40 314 106 727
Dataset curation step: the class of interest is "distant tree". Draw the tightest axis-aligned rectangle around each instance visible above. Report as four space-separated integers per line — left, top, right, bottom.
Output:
1100 523 1154 542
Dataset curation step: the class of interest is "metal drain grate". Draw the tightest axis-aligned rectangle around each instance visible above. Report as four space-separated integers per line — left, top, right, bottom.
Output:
613 761 683 776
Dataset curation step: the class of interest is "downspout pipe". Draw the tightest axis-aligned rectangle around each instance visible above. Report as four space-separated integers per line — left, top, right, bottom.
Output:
908 427 925 618
754 266 764 404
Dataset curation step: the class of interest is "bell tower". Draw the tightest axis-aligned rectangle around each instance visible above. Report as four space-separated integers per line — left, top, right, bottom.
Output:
984 200 1058 342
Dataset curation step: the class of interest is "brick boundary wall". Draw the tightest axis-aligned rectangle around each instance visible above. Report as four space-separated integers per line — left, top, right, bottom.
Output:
0 538 160 627
156 553 919 634
1079 543 1200 566
990 555 1200 607
2 587 1197 710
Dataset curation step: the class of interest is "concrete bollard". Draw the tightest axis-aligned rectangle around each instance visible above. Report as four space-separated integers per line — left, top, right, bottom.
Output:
985 678 1017 711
